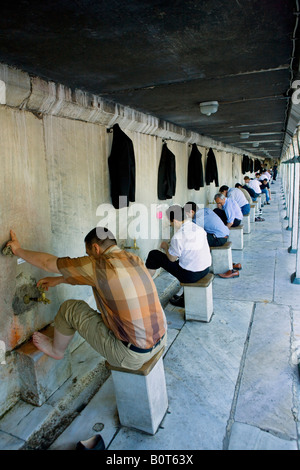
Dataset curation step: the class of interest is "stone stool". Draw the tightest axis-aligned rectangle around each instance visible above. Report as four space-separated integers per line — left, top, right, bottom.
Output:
106 347 168 435
257 195 262 210
252 200 259 216
228 225 244 250
210 241 232 274
243 214 251 234
181 273 214 322
250 204 256 222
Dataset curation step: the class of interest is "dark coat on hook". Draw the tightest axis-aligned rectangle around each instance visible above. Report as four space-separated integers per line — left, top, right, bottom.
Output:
157 143 176 200
205 148 219 187
187 143 204 190
108 123 136 209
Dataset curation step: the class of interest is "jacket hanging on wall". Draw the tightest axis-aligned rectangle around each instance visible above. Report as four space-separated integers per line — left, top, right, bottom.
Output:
108 123 136 209
254 159 262 172
242 154 250 174
187 143 204 190
205 148 219 187
242 154 254 174
157 143 176 200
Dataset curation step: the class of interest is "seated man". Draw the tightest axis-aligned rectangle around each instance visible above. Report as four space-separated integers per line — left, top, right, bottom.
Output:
214 193 243 228
145 204 211 307
243 176 260 201
6 228 167 371
260 178 271 204
235 183 252 205
184 201 229 247
219 185 250 215
259 169 271 182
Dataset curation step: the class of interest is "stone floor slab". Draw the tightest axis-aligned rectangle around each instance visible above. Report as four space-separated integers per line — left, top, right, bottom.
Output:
228 422 298 450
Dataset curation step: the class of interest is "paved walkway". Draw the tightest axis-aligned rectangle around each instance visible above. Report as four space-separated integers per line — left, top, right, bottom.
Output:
50 179 300 451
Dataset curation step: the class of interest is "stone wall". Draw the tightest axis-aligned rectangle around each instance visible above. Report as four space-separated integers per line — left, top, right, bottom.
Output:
0 63 257 417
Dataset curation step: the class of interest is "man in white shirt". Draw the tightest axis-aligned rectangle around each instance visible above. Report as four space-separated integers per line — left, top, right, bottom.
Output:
259 170 271 182
145 204 211 306
219 185 250 215
244 176 261 198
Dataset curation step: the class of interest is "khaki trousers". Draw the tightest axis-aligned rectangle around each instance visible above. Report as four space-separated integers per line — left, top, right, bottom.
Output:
54 299 167 370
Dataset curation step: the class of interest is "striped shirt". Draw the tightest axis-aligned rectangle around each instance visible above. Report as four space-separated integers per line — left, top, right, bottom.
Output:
57 245 167 349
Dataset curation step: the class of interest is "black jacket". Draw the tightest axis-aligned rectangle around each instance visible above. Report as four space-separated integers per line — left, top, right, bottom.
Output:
205 148 219 187
108 123 136 209
157 143 176 200
242 154 249 174
187 144 204 190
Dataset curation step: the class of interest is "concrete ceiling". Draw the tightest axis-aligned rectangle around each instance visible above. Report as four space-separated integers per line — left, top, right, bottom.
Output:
1 0 299 160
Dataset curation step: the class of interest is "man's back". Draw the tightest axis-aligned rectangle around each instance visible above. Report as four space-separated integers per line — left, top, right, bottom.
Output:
57 246 167 349
195 208 229 238
168 220 211 272
227 187 248 207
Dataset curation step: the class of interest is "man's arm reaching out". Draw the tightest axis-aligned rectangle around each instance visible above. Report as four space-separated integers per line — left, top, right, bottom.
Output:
6 230 60 274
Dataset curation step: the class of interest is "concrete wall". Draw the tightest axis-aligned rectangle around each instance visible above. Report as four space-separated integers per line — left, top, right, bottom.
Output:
0 64 257 417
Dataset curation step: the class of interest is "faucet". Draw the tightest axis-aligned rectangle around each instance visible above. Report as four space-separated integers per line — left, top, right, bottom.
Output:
23 286 51 305
123 238 139 250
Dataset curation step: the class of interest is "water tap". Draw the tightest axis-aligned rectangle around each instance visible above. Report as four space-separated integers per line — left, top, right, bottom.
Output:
23 286 51 305
123 238 139 250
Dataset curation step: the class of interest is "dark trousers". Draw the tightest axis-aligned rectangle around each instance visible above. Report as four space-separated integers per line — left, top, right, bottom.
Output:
206 233 228 247
213 208 241 227
145 250 209 284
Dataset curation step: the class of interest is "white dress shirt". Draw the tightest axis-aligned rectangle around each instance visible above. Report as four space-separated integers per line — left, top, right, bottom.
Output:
168 220 211 272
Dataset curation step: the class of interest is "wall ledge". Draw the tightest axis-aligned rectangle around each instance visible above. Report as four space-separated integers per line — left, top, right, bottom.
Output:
0 62 258 157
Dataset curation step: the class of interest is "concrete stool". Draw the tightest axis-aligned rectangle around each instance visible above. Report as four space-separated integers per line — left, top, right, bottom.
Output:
15 326 72 406
210 241 232 274
261 192 266 205
228 225 244 250
252 200 259 216
181 273 214 322
243 214 251 233
250 204 255 223
106 347 168 435
257 195 262 210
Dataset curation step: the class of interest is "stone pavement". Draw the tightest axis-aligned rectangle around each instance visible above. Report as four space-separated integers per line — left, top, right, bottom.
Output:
1 179 300 451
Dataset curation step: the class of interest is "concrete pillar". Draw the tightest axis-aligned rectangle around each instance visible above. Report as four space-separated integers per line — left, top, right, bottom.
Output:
288 161 300 253
287 163 294 231
291 209 300 284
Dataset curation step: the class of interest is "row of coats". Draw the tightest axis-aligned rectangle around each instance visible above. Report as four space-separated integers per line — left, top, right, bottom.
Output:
108 125 220 207
156 144 219 200
242 154 263 174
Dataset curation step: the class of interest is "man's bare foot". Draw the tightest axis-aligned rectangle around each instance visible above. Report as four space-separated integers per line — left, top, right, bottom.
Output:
32 332 64 360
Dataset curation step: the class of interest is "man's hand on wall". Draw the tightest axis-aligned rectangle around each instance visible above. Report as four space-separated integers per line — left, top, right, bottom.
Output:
6 230 21 255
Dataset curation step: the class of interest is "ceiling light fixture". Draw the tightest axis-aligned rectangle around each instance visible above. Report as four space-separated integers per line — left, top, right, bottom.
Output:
240 132 250 139
199 101 219 116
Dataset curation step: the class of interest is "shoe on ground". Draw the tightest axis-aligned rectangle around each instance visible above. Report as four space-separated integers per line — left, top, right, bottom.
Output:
169 293 184 307
171 293 183 301
217 269 239 279
76 434 105 451
255 216 265 222
232 263 242 270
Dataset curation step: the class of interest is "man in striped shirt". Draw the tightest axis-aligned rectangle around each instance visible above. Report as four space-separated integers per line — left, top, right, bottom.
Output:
6 228 167 370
